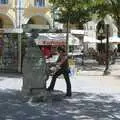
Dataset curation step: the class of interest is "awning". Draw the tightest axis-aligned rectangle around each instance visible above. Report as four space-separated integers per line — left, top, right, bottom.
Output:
71 29 84 35
35 33 80 45
0 28 23 33
102 36 120 43
83 36 100 43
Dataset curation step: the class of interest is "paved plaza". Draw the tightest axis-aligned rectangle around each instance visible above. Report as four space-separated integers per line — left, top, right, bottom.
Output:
0 59 120 120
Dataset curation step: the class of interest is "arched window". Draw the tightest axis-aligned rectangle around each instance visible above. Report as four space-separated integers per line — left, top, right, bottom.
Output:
96 20 106 40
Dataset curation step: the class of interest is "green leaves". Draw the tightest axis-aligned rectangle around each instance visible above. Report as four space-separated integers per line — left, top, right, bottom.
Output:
49 0 94 28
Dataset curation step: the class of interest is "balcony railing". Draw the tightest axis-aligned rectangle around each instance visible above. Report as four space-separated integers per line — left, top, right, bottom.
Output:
0 0 8 4
34 0 45 7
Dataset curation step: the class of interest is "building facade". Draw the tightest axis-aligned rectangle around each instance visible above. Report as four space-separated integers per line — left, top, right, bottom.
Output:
84 15 118 52
0 0 53 72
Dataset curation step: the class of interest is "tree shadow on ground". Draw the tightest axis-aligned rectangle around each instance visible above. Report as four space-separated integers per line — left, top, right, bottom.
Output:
80 64 105 72
81 60 120 72
0 89 120 120
114 75 120 79
0 73 23 79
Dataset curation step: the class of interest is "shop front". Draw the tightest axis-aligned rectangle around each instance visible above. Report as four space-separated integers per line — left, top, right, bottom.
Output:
35 33 66 63
0 30 18 72
34 33 81 64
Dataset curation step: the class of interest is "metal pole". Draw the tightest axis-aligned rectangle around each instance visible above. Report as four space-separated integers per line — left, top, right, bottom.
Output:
100 35 102 53
52 0 56 28
104 24 110 75
18 33 22 72
53 6 55 28
66 15 69 55
18 0 22 72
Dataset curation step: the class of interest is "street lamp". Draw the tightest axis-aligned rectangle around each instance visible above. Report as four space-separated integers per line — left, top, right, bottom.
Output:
66 15 70 55
97 20 106 53
99 27 104 43
97 20 106 65
52 0 56 29
104 24 110 75
97 20 110 75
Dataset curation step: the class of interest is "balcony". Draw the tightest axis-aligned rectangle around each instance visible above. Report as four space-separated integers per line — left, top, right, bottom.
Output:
34 0 45 8
0 0 8 4
26 0 50 8
0 0 12 12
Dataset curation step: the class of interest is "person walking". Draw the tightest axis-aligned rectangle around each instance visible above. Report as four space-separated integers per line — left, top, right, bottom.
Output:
47 46 72 97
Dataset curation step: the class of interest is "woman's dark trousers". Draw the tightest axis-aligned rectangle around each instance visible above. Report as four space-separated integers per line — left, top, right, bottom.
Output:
48 68 71 96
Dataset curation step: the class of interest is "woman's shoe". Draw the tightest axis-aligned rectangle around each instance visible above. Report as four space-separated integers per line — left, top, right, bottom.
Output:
66 93 72 97
47 87 53 92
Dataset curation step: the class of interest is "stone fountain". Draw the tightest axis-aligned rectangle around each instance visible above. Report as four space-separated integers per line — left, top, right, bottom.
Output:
22 30 49 102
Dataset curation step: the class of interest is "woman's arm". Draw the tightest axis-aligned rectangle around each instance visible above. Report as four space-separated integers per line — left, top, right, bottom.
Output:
57 55 67 66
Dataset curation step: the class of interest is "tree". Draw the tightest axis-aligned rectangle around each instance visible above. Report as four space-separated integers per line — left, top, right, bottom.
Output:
49 0 93 29
49 0 94 54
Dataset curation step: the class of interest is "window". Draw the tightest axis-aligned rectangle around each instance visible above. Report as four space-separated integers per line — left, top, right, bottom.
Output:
0 0 8 4
35 0 45 7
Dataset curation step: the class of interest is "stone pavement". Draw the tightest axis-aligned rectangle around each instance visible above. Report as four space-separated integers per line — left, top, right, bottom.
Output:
0 59 120 120
72 58 120 94
49 60 120 95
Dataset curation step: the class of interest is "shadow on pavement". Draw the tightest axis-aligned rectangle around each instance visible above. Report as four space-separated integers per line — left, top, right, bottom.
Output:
0 73 23 79
114 75 120 79
81 64 105 72
0 89 120 120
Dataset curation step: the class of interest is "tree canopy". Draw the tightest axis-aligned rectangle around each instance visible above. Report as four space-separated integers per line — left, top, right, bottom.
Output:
49 0 94 29
49 0 120 35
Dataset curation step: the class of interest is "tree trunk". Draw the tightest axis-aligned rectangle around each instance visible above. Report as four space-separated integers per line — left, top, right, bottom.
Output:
116 18 120 37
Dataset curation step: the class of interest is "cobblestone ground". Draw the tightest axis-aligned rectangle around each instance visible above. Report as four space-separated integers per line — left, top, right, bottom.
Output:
0 89 120 120
0 58 120 120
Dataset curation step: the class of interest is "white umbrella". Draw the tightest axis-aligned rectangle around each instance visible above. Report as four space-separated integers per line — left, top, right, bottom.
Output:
83 36 100 43
35 33 65 45
35 33 80 45
68 34 80 45
102 36 120 43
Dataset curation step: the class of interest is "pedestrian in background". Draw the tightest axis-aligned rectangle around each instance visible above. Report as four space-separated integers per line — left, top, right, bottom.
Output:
111 48 118 64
